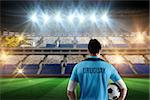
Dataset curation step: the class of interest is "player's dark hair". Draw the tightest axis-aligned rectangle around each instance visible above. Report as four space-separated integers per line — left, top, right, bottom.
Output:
88 39 101 54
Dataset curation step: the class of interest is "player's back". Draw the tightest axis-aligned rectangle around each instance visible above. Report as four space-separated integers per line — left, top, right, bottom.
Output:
75 56 113 100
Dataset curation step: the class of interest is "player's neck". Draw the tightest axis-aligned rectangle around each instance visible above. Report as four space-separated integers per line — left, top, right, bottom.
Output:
90 54 98 56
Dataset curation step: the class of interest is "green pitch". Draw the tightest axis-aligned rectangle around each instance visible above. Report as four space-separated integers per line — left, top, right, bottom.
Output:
0 78 149 100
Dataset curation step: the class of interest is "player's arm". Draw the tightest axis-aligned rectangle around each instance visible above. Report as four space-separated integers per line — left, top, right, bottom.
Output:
67 80 77 100
110 66 128 100
67 65 78 100
116 79 128 100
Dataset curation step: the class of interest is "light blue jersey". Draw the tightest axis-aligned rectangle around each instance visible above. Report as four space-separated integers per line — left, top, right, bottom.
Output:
70 56 121 100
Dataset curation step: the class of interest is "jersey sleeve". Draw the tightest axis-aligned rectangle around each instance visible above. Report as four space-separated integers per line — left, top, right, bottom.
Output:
110 65 121 82
70 65 78 82
115 79 127 90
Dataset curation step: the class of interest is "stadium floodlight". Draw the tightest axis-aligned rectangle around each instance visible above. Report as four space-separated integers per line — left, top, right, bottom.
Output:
55 14 62 23
101 14 109 22
17 69 24 74
30 13 38 23
90 14 97 23
68 14 74 23
78 14 84 23
42 14 49 24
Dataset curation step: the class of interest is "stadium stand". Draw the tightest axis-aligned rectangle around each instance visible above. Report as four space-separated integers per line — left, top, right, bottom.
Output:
23 55 45 64
1 55 26 65
42 37 58 47
125 36 147 47
76 37 90 48
46 44 56 48
133 64 149 74
65 55 84 74
22 55 45 74
66 55 84 64
43 55 64 64
145 55 150 61
0 55 26 74
0 34 149 76
124 55 149 74
65 64 75 75
41 55 63 74
124 55 145 64
104 55 134 75
0 65 16 74
22 64 39 74
104 55 126 64
59 44 74 48
108 37 129 48
1 35 148 48
0 54 149 76
105 55 137 75
113 64 134 75
41 64 61 74
91 37 110 47
26 36 41 47
59 37 74 48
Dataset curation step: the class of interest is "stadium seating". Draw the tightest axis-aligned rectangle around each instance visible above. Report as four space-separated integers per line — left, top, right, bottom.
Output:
0 55 26 65
41 64 61 74
0 64 16 74
23 55 45 64
113 64 134 74
46 44 88 48
46 43 129 48
46 44 56 48
104 55 126 64
108 37 129 48
67 55 84 63
42 36 149 48
65 64 76 74
76 37 90 48
39 55 63 74
0 55 26 74
76 44 88 48
22 64 39 74
0 54 149 76
124 55 145 64
130 44 147 48
76 37 90 44
145 55 150 61
110 44 129 48
60 37 74 44
59 44 74 48
43 55 63 64
1 35 148 48
133 64 149 74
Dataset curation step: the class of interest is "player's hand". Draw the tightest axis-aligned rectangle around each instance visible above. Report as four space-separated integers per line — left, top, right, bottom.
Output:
118 97 125 100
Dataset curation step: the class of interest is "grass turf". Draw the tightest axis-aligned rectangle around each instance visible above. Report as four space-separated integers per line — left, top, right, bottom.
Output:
0 78 149 100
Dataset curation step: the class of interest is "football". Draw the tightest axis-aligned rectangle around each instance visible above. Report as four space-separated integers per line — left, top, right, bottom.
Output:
108 83 121 100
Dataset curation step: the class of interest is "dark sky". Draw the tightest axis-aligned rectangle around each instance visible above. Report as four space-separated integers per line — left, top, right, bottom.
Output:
0 0 149 32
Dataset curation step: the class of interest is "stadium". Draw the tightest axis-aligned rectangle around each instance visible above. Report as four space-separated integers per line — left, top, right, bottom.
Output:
0 0 149 100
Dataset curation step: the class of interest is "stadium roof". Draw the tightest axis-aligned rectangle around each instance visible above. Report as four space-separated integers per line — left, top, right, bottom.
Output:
0 0 149 35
